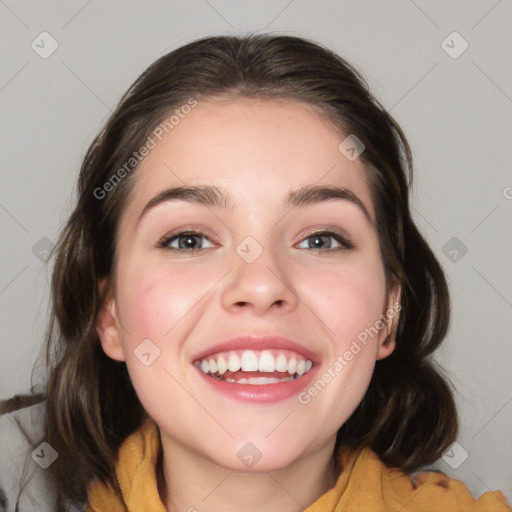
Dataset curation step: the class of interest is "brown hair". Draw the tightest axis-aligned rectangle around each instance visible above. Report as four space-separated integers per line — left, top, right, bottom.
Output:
6 33 458 509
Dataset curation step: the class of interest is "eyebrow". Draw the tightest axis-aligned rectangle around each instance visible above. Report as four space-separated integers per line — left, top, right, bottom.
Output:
136 184 373 226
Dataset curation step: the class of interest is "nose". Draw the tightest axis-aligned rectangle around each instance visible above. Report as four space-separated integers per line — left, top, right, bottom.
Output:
221 240 299 316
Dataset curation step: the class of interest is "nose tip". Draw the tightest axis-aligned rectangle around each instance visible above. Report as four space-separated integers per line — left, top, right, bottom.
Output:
222 250 298 314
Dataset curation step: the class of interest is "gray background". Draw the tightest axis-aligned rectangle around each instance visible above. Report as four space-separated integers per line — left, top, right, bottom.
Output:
1 0 511 504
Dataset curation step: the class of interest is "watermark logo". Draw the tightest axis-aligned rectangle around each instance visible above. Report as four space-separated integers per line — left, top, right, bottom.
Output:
32 236 54 262
31 31 59 59
441 32 469 60
442 441 468 469
442 236 468 263
237 442 263 468
134 338 161 366
338 134 365 161
32 442 58 469
236 236 264 264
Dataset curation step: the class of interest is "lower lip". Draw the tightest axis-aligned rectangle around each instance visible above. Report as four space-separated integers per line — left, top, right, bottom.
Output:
194 365 319 403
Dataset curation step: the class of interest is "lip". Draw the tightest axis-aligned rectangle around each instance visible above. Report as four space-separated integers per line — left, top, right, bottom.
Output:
191 335 321 364
193 361 319 403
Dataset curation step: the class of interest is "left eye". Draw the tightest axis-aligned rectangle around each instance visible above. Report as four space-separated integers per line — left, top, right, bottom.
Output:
296 231 354 251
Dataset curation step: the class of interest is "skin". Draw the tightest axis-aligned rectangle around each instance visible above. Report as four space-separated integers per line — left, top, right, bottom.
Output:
96 97 401 512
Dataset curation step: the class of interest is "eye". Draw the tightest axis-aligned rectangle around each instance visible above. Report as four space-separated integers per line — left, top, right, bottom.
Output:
157 230 216 253
296 229 355 252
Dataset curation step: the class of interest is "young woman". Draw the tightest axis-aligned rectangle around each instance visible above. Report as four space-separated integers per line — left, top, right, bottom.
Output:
2 33 510 512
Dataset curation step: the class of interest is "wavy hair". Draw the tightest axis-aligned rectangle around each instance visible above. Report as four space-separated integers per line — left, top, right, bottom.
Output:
6 33 457 510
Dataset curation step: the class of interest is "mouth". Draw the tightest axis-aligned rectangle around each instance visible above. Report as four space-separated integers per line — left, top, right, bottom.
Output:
193 348 314 385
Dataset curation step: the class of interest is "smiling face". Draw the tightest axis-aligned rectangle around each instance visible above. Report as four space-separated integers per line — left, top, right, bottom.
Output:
96 97 401 472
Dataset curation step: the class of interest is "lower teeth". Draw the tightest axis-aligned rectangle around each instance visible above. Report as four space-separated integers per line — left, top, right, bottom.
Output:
211 375 298 385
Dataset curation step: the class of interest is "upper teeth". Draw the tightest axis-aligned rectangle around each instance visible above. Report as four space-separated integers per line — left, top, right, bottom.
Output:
195 349 313 377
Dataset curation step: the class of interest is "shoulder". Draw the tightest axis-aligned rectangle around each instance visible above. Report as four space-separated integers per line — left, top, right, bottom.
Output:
0 400 85 512
364 450 512 512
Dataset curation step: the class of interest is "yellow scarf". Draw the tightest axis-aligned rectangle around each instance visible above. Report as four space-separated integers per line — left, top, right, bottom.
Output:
86 417 511 511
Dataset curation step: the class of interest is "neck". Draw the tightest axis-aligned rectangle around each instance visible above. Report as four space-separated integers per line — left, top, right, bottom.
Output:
156 434 340 512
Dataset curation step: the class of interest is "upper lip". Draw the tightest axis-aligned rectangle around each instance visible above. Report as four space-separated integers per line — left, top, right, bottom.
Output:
192 335 321 364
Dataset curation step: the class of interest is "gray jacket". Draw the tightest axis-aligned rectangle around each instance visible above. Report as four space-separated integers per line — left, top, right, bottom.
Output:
0 402 86 512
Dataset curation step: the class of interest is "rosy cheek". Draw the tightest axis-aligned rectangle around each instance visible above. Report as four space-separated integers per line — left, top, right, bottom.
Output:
119 261 211 342
303 262 385 349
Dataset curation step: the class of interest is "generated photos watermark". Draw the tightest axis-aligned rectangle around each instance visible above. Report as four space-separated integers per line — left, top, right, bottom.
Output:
93 97 198 200
298 302 402 405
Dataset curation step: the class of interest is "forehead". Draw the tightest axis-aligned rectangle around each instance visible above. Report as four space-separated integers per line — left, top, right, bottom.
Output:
121 98 375 224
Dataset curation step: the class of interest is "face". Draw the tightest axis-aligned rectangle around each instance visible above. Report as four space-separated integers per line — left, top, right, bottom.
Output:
96 97 401 472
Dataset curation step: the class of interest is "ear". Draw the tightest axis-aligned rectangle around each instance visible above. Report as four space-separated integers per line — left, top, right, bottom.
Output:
376 280 402 361
96 277 125 362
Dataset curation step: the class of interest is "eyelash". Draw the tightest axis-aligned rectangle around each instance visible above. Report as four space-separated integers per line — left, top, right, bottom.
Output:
156 228 355 254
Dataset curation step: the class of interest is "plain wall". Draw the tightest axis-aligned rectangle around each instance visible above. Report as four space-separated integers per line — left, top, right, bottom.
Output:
1 0 511 503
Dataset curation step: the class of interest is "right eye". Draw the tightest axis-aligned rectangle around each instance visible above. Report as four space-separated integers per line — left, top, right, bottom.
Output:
157 230 216 253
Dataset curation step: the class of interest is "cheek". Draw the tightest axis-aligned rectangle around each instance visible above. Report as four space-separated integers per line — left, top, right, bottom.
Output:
293 260 386 426
114 264 206 411
297 256 387 351
116 263 205 343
